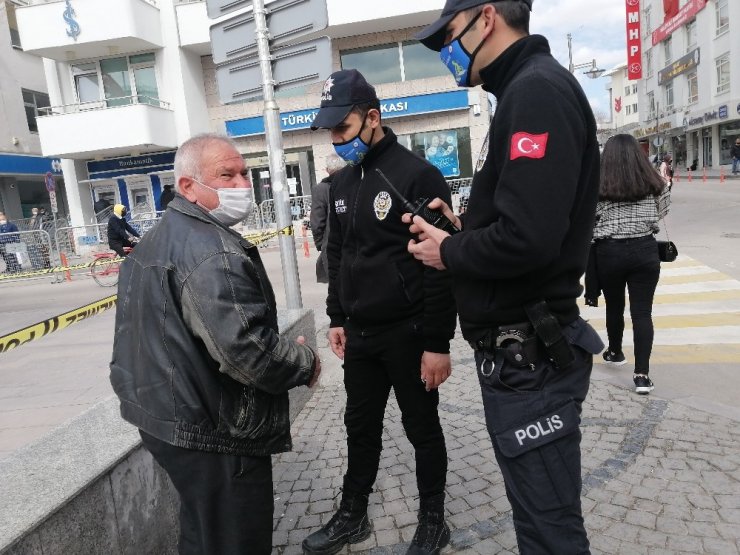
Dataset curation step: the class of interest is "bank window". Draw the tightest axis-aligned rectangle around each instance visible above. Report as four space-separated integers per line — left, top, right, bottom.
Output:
71 53 161 108
340 41 447 86
632 103 638 113
716 53 730 94
645 49 653 78
716 0 729 36
687 71 698 104
5 1 21 48
399 127 473 179
685 20 697 50
664 81 674 111
22 89 50 133
626 105 632 115
624 86 630 96
663 37 672 65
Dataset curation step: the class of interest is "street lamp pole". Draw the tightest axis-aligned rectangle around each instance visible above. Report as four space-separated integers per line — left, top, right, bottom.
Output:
567 33 605 79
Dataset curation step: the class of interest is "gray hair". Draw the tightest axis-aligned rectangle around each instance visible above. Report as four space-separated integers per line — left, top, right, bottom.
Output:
325 153 346 175
173 133 239 191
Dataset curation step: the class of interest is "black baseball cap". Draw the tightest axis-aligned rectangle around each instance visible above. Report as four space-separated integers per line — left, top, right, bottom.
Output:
311 70 378 130
416 0 533 52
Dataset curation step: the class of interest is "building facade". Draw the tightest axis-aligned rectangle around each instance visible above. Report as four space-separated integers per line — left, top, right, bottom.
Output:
15 0 490 227
0 0 66 220
633 0 738 170
604 62 641 138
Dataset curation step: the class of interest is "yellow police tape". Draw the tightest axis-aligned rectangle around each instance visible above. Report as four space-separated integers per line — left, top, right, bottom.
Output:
0 295 118 354
0 226 295 282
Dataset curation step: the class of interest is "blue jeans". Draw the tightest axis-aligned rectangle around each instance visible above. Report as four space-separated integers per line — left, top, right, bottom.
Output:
733 157 739 174
595 235 660 373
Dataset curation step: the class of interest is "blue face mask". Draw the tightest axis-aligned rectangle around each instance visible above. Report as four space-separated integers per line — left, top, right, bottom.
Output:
440 11 485 87
333 117 375 166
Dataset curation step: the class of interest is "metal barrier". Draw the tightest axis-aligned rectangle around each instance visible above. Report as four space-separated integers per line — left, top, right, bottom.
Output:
447 178 473 215
52 218 160 280
0 230 56 278
257 196 312 248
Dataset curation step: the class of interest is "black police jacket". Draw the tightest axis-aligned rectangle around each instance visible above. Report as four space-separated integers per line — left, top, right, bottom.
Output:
110 196 316 456
326 128 456 353
440 35 600 341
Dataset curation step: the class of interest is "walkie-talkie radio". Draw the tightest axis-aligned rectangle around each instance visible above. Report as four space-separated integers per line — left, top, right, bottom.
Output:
375 169 461 235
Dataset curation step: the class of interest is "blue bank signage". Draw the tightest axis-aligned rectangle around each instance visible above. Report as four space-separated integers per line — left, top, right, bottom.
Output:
225 90 471 138
0 154 63 176
87 151 176 179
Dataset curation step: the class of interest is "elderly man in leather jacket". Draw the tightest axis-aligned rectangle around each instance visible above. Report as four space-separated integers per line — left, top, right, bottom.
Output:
110 133 321 555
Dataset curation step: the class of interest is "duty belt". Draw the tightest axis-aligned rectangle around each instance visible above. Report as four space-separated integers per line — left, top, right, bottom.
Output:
469 322 542 369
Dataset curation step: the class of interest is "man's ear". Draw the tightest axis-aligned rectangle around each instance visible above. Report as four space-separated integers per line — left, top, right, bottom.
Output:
367 108 382 129
178 177 198 203
480 3 497 37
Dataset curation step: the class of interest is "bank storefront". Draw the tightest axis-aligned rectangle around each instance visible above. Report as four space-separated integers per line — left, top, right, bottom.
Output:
0 154 66 219
224 89 479 203
83 151 176 217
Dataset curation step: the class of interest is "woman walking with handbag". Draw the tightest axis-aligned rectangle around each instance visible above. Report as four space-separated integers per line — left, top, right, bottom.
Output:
592 134 671 394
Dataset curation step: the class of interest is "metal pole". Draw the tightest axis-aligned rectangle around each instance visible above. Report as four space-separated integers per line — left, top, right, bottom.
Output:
252 0 303 310
567 33 573 73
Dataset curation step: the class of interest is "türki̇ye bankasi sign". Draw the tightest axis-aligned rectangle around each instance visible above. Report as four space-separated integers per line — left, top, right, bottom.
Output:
658 48 700 86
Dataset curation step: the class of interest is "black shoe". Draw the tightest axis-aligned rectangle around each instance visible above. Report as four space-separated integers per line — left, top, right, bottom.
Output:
302 493 371 555
406 494 450 555
634 374 654 395
602 349 627 366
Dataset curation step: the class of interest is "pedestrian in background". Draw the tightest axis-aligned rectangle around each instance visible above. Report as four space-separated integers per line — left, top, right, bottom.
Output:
107 204 140 257
302 69 456 555
310 154 345 284
110 133 321 555
410 1 603 552
731 137 740 175
593 134 670 395
659 153 673 190
0 212 21 273
159 184 176 211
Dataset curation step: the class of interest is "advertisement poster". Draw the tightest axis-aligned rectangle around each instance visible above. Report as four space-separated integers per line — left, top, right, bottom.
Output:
422 130 460 178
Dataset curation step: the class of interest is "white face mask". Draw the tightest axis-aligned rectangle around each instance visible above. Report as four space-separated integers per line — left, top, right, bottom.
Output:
0 220 6 225
194 179 255 226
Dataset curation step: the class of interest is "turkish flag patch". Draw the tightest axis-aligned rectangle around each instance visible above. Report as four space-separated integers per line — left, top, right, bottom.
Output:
510 132 549 161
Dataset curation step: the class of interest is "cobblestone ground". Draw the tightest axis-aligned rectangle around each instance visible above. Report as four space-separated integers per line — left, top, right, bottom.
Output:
271 334 740 554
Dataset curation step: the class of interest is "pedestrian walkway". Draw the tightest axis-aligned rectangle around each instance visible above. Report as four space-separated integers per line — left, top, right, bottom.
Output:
269 253 740 554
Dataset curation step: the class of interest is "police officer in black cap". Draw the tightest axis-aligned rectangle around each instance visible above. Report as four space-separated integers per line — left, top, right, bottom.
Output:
406 1 604 553
301 69 456 555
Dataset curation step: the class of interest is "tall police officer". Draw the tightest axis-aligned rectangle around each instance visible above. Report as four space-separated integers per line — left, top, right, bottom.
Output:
302 69 457 555
408 2 604 553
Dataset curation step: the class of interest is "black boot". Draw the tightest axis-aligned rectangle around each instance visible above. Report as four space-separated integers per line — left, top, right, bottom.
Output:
406 493 450 555
302 492 372 555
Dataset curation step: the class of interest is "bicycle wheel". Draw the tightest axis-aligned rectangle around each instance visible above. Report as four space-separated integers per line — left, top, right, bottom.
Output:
91 256 120 287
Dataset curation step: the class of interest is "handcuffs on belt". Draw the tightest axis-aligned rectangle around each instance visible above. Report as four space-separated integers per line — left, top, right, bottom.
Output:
473 323 539 372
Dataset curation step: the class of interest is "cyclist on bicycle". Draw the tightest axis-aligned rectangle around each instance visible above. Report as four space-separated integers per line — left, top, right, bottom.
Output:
108 204 140 257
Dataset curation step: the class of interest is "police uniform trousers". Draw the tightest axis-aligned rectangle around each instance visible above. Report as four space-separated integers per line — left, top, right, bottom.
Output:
473 317 602 555
341 320 447 498
140 431 273 555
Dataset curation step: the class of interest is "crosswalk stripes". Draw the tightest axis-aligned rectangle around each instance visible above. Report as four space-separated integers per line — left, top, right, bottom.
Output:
580 255 740 365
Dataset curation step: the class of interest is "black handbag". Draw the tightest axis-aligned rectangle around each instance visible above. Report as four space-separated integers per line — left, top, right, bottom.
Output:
657 240 678 262
655 195 677 262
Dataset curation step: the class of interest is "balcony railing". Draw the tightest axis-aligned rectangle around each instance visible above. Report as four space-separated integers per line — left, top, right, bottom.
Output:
39 96 171 117
20 0 158 5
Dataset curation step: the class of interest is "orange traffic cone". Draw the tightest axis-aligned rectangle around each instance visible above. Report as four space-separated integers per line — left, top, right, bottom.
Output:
703 166 707 183
687 169 693 182
60 252 72 282
720 167 725 183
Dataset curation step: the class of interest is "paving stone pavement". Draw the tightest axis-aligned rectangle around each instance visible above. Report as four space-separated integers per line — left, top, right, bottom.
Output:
270 326 740 554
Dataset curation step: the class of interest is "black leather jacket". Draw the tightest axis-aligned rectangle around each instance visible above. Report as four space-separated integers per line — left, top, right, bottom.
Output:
110 196 316 456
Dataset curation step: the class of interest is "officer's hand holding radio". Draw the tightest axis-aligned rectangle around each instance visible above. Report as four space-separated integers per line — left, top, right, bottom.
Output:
403 198 460 271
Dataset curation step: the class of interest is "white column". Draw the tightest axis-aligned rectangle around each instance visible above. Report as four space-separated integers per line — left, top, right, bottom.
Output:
61 159 94 227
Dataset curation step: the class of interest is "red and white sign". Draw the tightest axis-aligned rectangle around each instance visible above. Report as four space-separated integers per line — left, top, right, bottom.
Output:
510 132 548 161
625 0 642 81
652 0 707 45
615 97 623 113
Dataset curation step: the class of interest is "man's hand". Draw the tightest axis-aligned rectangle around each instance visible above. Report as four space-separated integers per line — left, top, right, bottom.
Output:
296 335 322 387
328 327 346 360
401 198 458 271
420 352 452 391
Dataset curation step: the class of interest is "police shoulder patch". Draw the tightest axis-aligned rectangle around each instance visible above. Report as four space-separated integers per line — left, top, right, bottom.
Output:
373 191 392 221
